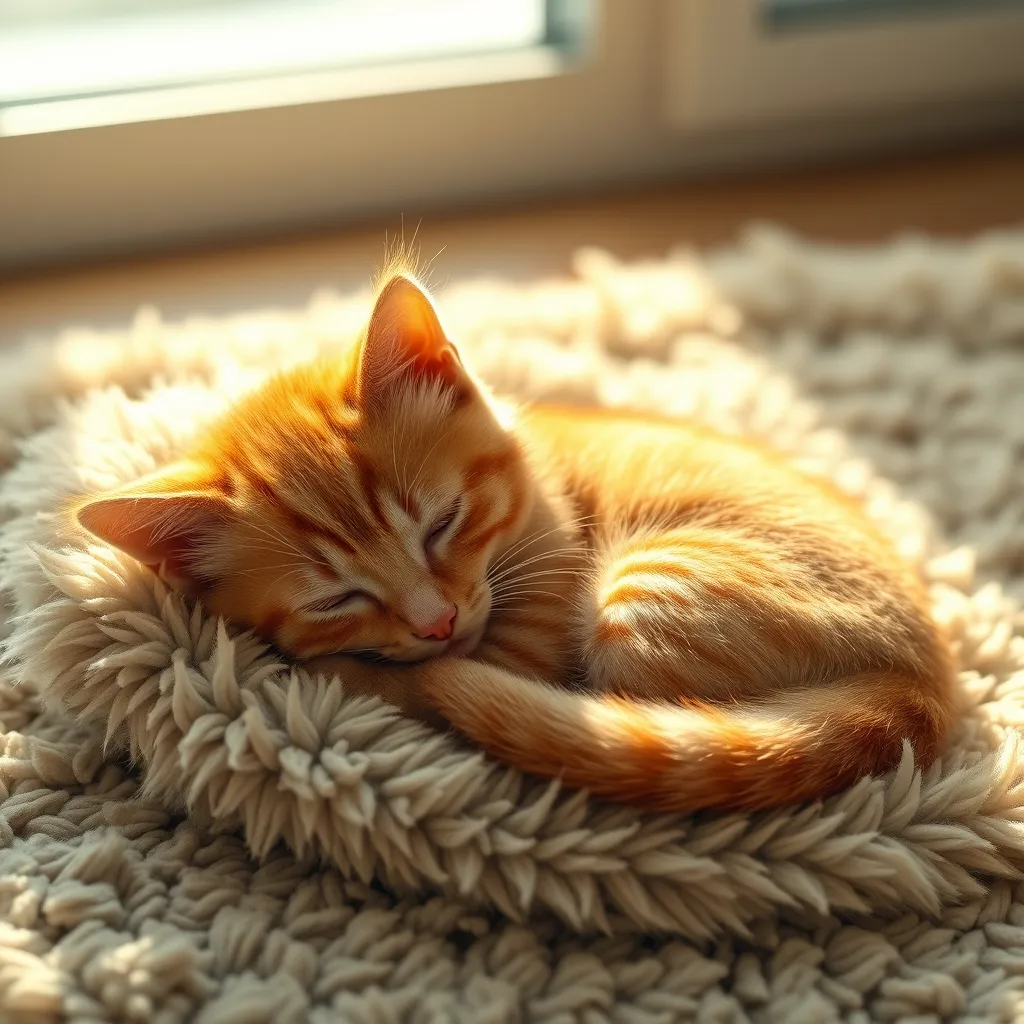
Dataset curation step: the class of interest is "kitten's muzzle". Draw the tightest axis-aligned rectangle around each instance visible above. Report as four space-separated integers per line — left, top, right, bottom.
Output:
447 623 485 656
411 603 457 641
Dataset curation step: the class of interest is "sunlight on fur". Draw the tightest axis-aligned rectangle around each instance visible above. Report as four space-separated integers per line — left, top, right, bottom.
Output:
72 261 956 812
8 227 1024 1020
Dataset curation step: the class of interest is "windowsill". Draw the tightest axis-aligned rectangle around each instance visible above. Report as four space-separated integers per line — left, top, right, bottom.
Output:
4 141 1023 350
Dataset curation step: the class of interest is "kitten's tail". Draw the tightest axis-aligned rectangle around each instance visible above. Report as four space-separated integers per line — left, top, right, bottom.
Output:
422 665 952 810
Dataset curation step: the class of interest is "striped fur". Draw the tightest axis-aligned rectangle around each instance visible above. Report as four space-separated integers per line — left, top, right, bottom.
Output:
74 271 955 812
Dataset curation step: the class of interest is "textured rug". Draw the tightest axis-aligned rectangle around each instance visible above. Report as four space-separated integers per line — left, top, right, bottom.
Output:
2 225 1024 1023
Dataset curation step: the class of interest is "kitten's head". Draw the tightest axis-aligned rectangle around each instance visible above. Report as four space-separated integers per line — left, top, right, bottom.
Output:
74 273 532 661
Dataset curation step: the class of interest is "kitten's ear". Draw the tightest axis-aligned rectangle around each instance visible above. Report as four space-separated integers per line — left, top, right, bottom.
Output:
358 274 467 404
74 461 232 593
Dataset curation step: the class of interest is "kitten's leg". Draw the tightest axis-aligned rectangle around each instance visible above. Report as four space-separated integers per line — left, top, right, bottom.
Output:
303 654 448 728
581 522 950 705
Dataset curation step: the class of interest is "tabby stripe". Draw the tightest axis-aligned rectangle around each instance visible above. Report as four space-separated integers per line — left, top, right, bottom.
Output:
596 598 756 681
278 490 364 554
461 492 523 555
613 557 695 582
310 560 340 582
593 616 638 645
625 532 749 557
353 456 389 529
601 580 687 608
210 467 237 497
462 449 515 489
232 457 360 555
309 389 346 430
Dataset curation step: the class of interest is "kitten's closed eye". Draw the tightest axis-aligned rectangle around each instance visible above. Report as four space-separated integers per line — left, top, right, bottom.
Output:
305 591 367 616
425 498 463 550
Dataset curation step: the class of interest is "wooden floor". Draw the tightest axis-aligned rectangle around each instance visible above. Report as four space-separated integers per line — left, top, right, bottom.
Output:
2 142 1023 349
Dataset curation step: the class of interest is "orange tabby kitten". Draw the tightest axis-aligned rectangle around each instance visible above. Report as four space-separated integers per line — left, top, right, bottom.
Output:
74 270 955 812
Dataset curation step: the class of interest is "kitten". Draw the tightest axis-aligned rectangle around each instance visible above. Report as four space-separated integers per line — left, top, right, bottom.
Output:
74 270 955 812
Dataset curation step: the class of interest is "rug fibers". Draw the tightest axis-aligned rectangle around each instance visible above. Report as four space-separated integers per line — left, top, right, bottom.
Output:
1 226 1024 1022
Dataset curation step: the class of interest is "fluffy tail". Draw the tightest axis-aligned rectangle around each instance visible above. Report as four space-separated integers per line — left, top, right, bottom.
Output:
423 664 953 811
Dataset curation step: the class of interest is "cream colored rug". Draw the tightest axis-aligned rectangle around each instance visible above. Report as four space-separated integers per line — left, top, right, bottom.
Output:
2 225 1024 1023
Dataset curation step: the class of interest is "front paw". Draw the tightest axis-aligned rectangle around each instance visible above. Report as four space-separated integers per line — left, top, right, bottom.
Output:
303 655 448 728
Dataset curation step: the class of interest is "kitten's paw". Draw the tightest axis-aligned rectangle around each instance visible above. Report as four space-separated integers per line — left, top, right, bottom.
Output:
303 654 447 726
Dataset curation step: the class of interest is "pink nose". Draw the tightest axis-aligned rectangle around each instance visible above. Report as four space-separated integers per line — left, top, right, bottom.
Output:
413 604 457 641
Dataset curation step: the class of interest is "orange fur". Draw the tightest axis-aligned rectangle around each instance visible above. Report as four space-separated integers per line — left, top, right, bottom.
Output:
74 269 956 812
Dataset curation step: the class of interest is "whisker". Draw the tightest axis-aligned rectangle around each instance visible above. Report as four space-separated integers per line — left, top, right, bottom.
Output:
489 598 563 614
488 544 590 573
487 581 577 598
486 515 600 577
220 563 316 583
490 565 593 587
243 520 311 560
239 539 317 559
276 567 320 586
489 588 565 606
491 582 569 598
487 548 592 586
489 572 590 598
491 543 593 568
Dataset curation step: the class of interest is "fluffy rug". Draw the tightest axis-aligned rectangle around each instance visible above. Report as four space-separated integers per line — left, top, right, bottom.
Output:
2 225 1024 1022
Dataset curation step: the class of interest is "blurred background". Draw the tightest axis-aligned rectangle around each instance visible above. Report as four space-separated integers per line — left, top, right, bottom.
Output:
2 0 1024 345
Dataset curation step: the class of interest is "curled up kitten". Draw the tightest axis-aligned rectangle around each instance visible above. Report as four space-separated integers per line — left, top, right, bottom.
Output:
73 270 955 812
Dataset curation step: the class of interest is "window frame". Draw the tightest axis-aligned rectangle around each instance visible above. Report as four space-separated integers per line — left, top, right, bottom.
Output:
2 0 1023 269
666 0 1024 132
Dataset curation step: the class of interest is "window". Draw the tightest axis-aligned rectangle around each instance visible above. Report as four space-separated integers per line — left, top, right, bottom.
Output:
765 0 1023 29
0 1 559 130
2 0 1022 268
